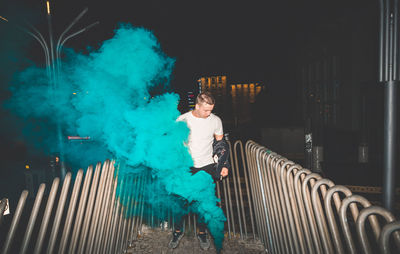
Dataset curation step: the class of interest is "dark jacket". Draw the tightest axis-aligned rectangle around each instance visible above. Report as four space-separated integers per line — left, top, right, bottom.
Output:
212 138 230 180
190 138 231 181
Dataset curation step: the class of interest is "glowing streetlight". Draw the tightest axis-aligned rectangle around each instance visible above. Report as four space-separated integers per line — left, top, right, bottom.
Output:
46 1 51 15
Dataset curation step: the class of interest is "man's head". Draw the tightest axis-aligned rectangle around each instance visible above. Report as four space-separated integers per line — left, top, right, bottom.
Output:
194 92 215 118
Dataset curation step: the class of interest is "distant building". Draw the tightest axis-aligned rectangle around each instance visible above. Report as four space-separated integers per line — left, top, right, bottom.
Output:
230 82 263 125
196 75 264 127
198 75 227 96
197 75 229 119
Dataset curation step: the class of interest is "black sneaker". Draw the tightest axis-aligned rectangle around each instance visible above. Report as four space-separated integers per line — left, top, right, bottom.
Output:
168 230 184 249
197 232 210 250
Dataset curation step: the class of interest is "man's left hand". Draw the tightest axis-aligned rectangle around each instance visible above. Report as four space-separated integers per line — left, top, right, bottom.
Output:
220 167 228 178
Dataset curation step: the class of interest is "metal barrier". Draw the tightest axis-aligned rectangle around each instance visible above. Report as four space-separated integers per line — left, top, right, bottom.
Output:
3 139 400 253
213 139 257 241
0 160 147 254
241 140 400 254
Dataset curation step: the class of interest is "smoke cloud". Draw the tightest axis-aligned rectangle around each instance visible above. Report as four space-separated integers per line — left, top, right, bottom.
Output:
6 23 226 249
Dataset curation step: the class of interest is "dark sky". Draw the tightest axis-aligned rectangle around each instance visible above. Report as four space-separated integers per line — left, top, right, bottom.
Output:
0 0 315 93
1 0 375 90
0 0 377 123
75 0 301 89
1 0 370 92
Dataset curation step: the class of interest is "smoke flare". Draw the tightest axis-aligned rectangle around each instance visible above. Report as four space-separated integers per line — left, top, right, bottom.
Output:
6 23 226 249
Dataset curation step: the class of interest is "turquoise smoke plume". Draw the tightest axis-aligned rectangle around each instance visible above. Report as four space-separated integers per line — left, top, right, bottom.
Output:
7 23 226 249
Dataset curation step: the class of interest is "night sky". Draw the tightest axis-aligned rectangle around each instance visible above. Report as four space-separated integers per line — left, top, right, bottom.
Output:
0 0 333 92
0 0 376 90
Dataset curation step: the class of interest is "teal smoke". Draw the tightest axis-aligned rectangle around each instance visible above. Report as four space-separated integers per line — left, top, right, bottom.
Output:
6 23 226 249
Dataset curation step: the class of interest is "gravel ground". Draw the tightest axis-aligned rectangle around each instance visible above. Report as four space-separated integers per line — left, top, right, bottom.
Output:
127 226 266 254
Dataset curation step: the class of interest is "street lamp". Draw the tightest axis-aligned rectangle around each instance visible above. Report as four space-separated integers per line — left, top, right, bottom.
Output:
55 7 99 75
0 15 52 78
378 0 399 212
1 1 99 178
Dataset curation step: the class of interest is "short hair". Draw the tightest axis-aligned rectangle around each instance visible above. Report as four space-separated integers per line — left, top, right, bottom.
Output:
196 91 215 105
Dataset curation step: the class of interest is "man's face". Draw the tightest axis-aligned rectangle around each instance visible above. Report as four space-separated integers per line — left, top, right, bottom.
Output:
195 102 214 118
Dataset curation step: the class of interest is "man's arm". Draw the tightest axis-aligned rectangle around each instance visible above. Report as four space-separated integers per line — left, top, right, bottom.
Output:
214 134 228 178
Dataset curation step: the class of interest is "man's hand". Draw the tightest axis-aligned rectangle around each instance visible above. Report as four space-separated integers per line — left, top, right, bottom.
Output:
215 134 224 141
220 167 228 178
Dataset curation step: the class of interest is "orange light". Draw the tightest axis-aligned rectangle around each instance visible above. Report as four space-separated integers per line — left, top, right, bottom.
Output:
0 16 8 22
72 92 77 95
46 1 50 15
25 165 30 169
55 156 60 163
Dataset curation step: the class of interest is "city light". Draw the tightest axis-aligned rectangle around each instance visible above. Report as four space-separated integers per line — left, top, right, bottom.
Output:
46 1 51 15
0 16 8 22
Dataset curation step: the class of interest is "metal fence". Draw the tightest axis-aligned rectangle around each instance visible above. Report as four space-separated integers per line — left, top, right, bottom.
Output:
242 140 400 254
3 139 400 253
0 159 146 254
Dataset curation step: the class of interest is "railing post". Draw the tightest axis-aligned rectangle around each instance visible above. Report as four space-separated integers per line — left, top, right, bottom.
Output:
1 191 28 254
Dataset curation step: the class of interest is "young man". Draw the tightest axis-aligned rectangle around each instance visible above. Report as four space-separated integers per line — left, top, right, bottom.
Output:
169 91 229 250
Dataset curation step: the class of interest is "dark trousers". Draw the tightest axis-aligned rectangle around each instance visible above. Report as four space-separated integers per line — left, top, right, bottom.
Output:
174 163 217 233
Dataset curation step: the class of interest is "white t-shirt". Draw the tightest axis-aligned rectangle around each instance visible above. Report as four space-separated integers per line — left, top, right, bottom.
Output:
177 111 223 168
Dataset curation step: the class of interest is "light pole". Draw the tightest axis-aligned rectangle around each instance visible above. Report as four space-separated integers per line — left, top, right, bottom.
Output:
379 0 399 212
1 1 99 178
0 15 52 79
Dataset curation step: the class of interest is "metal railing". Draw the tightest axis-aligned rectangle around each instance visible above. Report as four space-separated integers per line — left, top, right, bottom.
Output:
214 139 257 241
242 140 400 254
0 160 147 254
3 139 400 253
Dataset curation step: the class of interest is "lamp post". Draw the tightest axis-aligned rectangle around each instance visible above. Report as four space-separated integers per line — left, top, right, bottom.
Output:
1 1 99 178
379 0 399 212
